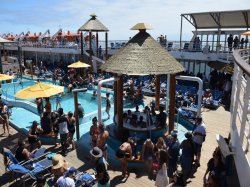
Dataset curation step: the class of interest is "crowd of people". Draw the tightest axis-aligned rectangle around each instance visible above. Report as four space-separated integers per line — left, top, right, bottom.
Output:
227 34 249 51
114 116 207 187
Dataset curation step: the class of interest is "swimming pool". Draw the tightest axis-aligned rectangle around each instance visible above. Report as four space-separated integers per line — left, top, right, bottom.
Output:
1 78 113 114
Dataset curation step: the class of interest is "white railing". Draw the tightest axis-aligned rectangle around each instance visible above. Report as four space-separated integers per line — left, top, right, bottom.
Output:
231 49 250 187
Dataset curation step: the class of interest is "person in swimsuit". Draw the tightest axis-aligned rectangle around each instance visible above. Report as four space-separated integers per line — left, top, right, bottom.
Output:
141 139 155 174
97 124 109 160
106 93 111 119
28 121 42 151
116 138 134 178
90 117 99 147
67 111 76 150
0 102 10 136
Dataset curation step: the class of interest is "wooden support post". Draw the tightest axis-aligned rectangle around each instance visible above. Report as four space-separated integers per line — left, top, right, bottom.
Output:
155 75 161 110
89 31 92 63
117 75 123 138
169 74 176 133
96 32 99 56
73 92 80 140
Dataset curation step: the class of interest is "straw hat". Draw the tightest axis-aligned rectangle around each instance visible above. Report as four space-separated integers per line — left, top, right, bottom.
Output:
52 154 65 169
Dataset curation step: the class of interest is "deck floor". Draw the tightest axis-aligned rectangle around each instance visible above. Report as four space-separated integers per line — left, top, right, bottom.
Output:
0 106 240 187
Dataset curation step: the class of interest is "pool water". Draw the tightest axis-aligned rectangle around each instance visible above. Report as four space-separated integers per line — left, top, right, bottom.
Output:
1 79 113 114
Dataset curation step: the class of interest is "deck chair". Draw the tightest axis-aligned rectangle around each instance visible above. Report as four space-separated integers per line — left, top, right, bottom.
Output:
3 147 48 170
204 90 222 109
8 158 52 187
75 172 97 187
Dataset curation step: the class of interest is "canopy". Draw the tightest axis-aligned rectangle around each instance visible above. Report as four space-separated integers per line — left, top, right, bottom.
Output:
0 74 14 81
182 9 250 29
15 82 64 99
68 61 90 68
241 31 250 36
0 37 13 43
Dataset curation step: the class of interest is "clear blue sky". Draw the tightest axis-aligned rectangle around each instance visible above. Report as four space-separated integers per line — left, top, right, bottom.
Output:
0 0 248 40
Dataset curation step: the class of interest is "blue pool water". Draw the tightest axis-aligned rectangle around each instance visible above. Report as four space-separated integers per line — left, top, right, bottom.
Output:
2 79 113 114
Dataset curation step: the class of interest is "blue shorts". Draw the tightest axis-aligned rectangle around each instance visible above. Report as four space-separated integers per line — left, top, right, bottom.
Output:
194 143 202 155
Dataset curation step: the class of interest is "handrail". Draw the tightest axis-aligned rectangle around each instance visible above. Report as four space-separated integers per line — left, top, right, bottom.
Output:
233 49 250 77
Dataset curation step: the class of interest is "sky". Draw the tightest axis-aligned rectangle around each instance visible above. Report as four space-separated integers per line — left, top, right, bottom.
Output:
0 0 249 41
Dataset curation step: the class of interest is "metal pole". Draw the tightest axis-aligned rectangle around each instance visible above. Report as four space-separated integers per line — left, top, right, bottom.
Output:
73 91 80 140
180 16 183 50
97 77 115 124
176 75 203 117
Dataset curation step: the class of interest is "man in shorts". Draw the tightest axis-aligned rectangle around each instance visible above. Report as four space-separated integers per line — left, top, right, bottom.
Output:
97 124 109 160
193 117 206 167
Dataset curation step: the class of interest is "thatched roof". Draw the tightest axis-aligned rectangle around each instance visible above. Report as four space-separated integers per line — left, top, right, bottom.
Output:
78 13 109 32
101 29 184 75
130 23 153 30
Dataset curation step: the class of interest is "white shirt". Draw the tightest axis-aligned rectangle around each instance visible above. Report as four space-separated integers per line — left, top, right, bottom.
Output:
193 123 206 145
57 176 75 187
59 121 69 134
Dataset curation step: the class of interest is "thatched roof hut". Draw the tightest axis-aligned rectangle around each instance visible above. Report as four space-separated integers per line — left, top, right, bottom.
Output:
101 23 184 75
78 13 109 32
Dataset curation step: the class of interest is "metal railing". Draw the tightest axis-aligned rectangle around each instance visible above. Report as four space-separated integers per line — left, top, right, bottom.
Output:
231 49 250 187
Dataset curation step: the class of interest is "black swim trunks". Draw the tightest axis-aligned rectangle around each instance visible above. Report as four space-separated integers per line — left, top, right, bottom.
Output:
116 149 130 159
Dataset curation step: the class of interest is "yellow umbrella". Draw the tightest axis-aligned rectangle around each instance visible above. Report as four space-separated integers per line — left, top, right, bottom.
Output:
15 82 64 99
241 31 250 36
0 74 14 81
68 61 91 68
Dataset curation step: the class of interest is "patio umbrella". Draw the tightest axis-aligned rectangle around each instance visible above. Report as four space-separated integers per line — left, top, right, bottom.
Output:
15 82 64 99
221 63 234 74
241 31 250 36
0 74 14 81
68 61 91 68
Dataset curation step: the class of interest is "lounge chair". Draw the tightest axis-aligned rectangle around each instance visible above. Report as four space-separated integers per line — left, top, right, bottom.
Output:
2 147 48 170
75 172 97 187
8 158 52 187
203 90 222 109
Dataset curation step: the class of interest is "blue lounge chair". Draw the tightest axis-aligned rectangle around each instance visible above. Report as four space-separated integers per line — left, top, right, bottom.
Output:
75 172 96 187
2 147 48 170
8 158 52 187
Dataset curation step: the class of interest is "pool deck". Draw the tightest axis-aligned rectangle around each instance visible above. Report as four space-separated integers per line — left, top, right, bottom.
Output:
0 106 240 186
